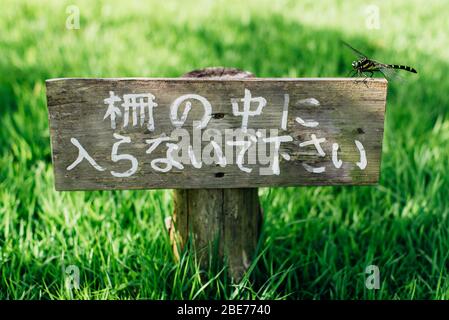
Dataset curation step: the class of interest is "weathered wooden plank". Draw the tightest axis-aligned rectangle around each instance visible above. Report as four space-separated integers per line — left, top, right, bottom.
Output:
46 78 387 190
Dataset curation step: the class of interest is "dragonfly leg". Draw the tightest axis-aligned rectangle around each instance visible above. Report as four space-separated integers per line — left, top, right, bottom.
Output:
361 72 372 79
361 71 374 87
354 70 363 83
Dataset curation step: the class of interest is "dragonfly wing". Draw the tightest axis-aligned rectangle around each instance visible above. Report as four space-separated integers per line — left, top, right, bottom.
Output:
341 41 368 58
379 66 405 83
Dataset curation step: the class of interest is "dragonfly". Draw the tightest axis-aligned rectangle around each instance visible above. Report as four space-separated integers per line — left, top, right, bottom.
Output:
342 41 417 81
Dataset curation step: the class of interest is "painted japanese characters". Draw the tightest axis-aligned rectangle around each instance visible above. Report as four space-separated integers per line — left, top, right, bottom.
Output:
46 78 387 190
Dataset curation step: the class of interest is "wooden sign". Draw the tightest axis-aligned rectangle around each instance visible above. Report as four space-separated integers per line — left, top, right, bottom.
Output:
46 78 387 190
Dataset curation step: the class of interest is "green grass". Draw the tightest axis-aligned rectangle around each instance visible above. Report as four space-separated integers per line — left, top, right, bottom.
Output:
1 0 449 299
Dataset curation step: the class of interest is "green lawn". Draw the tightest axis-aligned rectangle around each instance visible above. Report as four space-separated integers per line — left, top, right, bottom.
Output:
1 0 448 299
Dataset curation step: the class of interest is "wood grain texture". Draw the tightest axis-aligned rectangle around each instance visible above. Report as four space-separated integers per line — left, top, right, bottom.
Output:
46 78 387 190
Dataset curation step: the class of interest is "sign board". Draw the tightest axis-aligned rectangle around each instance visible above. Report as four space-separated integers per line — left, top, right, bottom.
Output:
46 78 387 190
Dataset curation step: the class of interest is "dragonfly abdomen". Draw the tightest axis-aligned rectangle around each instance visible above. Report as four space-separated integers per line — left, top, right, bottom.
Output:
387 64 417 73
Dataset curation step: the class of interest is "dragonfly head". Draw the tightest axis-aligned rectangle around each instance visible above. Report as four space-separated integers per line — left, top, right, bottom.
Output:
351 60 358 69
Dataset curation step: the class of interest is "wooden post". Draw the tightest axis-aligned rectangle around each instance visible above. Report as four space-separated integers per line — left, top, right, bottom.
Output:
170 67 262 281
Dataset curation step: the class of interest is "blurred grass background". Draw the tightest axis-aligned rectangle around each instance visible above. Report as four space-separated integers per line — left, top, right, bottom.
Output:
1 0 448 299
